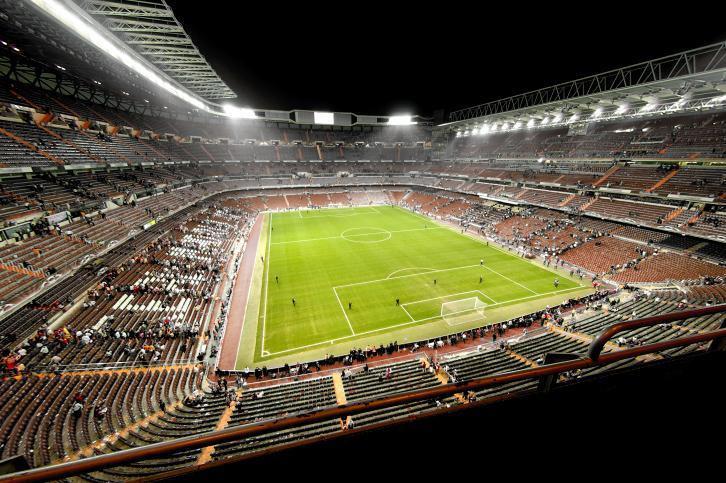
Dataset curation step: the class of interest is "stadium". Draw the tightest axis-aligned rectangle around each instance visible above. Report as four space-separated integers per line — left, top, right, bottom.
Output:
0 1 724 480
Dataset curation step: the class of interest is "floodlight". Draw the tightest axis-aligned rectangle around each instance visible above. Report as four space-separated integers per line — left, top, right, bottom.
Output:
388 115 415 125
30 0 208 111
223 104 257 119
314 111 334 125
706 95 726 106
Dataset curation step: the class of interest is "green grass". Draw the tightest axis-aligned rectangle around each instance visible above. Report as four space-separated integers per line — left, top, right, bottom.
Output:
235 205 592 368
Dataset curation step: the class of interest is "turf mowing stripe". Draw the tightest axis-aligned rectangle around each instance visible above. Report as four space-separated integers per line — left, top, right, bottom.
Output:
245 205 590 363
400 206 585 291
400 289 498 306
270 226 446 245
296 206 380 219
263 285 587 356
334 263 483 289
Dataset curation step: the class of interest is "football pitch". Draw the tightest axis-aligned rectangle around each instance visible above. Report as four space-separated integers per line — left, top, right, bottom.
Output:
234 205 592 368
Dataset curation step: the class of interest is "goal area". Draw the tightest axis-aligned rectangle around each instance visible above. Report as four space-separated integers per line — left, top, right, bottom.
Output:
440 297 487 326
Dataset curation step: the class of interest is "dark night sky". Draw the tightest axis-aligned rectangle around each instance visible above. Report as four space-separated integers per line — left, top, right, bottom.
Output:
166 2 725 119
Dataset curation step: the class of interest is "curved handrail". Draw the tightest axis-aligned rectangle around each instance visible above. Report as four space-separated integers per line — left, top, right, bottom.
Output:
3 304 724 483
587 303 725 361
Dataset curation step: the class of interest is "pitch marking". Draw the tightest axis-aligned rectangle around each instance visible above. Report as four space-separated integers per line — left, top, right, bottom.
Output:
332 286 356 335
263 285 586 356
386 267 437 279
260 213 273 356
270 226 445 245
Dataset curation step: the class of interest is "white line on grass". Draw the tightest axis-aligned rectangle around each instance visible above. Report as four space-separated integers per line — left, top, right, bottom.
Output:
480 265 538 295
332 287 356 335
386 267 437 279
296 206 381 219
400 304 416 322
335 264 482 289
260 213 273 356
270 226 446 245
399 206 585 290
264 285 586 356
400 289 498 306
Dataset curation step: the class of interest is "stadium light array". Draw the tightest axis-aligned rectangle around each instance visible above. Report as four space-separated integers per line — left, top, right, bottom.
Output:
388 115 415 126
29 0 251 119
707 94 726 106
614 104 628 115
640 102 657 113
313 111 334 125
30 0 207 110
223 104 256 119
669 98 688 111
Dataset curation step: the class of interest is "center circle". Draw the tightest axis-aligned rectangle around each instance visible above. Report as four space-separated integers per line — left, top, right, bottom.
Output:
340 227 392 243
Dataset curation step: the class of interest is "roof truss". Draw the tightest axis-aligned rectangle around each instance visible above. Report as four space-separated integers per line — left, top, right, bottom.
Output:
78 0 236 100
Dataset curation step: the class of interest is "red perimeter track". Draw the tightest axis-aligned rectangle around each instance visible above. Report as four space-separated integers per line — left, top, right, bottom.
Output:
218 213 263 370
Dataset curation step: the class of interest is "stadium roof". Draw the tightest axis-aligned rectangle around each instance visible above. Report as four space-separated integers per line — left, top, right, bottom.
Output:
0 0 235 114
443 41 726 133
77 0 235 101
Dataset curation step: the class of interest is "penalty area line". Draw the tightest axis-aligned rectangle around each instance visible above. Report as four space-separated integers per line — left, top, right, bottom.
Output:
262 285 588 357
332 286 356 335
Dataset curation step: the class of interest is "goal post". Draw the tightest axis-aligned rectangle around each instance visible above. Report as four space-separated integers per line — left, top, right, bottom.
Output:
440 297 487 326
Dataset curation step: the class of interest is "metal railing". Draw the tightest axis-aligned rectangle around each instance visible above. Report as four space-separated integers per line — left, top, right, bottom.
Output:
3 304 724 483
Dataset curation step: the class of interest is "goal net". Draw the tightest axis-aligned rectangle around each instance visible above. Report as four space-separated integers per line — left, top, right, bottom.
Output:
441 297 487 326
